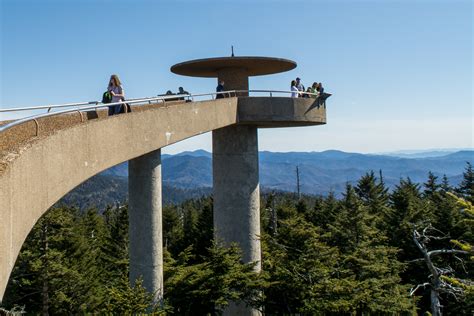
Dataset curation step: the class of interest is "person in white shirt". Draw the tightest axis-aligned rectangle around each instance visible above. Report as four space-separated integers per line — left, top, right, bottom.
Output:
291 80 299 98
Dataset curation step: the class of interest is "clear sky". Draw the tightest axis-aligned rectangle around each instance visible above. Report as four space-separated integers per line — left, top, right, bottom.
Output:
1 0 472 154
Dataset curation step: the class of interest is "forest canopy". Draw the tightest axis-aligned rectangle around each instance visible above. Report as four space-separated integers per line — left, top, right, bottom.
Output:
2 163 473 315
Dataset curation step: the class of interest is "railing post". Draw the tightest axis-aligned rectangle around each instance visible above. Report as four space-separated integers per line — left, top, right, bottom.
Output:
32 119 39 136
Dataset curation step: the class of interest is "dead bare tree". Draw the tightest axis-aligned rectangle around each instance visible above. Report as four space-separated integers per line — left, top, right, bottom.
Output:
410 224 469 316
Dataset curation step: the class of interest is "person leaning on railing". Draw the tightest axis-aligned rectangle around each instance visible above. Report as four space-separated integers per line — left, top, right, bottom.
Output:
177 87 189 101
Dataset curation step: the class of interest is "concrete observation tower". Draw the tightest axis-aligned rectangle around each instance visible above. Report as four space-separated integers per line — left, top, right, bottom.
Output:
170 56 327 315
0 51 328 309
171 56 298 269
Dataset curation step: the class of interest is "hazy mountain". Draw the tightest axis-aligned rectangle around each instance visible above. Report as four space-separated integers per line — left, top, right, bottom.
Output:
379 148 473 158
98 149 473 197
57 174 211 212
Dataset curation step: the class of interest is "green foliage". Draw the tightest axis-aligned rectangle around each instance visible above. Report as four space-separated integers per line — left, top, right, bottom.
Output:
456 162 474 204
164 242 263 315
2 172 472 314
263 184 416 314
100 277 164 314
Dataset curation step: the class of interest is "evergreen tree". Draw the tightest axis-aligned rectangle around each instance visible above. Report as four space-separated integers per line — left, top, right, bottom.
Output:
262 213 341 314
423 171 441 198
69 207 108 310
162 204 184 254
100 276 161 313
422 172 461 240
101 204 129 282
193 197 214 256
456 162 474 204
441 174 451 192
307 191 338 230
3 207 94 314
164 242 262 315
355 171 391 232
388 178 431 256
327 184 415 314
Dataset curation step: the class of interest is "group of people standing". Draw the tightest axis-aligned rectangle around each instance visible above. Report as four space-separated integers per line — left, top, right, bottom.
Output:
104 74 325 116
291 77 324 98
105 74 194 116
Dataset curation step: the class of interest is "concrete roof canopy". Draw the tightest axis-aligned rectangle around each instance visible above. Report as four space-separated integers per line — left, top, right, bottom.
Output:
170 56 297 77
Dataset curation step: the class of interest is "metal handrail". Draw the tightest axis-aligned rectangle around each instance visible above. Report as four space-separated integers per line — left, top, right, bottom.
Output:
0 101 100 113
0 89 322 113
0 91 232 133
0 89 328 134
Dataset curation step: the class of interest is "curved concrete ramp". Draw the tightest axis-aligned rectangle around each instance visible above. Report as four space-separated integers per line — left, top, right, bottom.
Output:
0 96 325 301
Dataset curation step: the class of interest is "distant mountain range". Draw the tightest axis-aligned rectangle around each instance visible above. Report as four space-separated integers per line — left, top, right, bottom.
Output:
377 148 473 159
100 149 473 196
57 174 211 212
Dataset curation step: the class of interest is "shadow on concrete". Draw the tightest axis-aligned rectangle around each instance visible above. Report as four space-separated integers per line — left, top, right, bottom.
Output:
86 111 99 120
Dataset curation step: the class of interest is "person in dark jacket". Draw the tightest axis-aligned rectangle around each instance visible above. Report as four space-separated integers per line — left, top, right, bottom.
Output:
216 80 225 99
177 87 189 100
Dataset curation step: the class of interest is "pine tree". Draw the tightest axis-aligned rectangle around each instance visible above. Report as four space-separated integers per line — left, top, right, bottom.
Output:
162 204 184 253
355 171 391 232
164 242 263 314
100 277 160 313
101 205 129 282
388 178 431 255
306 191 338 230
424 171 442 198
327 184 416 314
193 197 214 256
262 213 340 314
69 207 108 311
441 174 451 192
3 207 94 314
456 162 474 204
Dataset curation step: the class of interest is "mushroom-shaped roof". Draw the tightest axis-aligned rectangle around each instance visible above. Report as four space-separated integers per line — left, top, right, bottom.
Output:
170 56 297 78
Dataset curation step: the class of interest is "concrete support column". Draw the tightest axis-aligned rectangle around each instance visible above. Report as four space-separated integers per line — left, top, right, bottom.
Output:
128 149 163 305
213 125 261 316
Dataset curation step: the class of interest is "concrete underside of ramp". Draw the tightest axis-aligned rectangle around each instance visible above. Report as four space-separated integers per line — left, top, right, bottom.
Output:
0 96 325 301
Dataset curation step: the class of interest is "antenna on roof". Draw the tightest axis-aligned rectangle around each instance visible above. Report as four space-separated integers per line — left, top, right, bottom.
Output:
231 45 234 57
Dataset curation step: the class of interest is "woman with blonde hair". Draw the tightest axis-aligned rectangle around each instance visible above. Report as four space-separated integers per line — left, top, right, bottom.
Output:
108 74 125 115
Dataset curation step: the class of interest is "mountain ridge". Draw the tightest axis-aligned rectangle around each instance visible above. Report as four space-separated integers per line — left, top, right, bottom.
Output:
100 149 472 196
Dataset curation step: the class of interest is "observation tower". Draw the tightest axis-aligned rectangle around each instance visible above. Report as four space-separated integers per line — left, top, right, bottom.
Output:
171 56 328 315
0 54 328 314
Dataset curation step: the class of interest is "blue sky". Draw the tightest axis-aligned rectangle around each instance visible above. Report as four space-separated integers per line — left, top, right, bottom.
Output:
1 0 472 154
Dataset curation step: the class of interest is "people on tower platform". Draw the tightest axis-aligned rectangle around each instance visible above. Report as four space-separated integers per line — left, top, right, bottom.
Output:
177 87 190 101
290 80 299 98
216 80 225 99
177 87 189 96
295 77 305 94
316 82 324 95
291 78 327 100
107 74 126 115
310 82 319 98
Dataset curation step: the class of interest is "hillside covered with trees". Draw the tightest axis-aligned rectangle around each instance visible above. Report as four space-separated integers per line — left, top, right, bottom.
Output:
2 163 473 315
